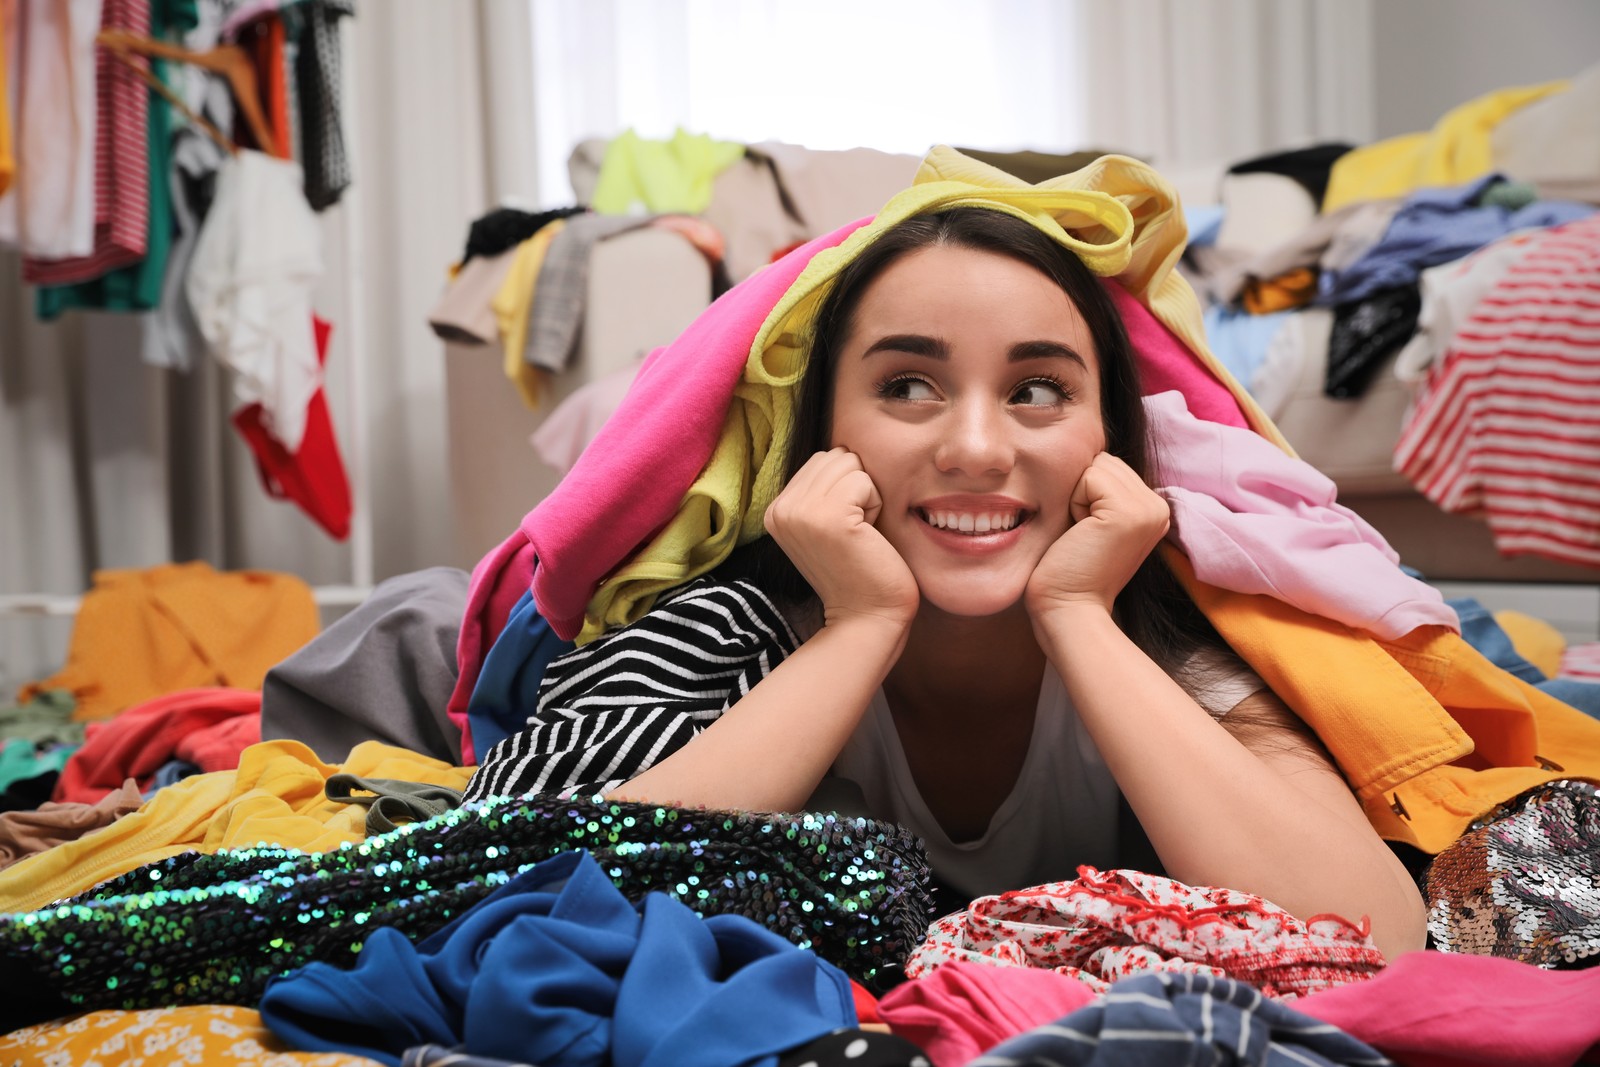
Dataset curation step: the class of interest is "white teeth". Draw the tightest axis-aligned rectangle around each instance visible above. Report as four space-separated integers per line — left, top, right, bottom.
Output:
921 509 1022 533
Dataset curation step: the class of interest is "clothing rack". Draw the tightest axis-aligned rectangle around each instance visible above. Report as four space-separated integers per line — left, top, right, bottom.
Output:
0 21 374 628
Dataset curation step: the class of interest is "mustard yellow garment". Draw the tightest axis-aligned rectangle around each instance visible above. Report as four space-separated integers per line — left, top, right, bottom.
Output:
18 562 320 721
580 146 1291 641
491 219 566 409
0 1005 386 1066
0 740 472 912
591 127 744 215
1495 609 1567 679
0 11 12 198
1322 81 1567 213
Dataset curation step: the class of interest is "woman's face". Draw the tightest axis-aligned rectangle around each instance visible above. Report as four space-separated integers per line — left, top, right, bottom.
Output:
827 244 1108 618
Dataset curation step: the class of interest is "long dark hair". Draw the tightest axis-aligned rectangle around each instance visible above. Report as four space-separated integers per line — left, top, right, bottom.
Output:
722 207 1224 670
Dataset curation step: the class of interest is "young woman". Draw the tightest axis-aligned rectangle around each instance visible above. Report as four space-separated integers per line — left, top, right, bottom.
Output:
464 207 1428 963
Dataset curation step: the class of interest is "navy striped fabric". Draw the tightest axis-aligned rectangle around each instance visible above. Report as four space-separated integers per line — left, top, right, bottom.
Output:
974 971 1392 1067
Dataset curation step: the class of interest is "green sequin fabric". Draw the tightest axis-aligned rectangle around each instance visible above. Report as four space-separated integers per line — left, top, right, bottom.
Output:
0 793 932 1028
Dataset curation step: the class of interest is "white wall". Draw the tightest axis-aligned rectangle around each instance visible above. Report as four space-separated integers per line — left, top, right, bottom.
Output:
1371 0 1600 137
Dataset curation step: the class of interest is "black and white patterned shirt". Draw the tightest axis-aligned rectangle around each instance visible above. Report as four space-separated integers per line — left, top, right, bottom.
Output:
462 579 799 803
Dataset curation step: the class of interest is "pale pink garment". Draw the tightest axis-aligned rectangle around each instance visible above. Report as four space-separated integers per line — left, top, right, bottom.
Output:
1147 389 1459 640
530 362 643 477
0 0 102 257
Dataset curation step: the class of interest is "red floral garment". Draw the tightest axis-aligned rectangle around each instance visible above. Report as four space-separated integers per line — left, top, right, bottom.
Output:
906 866 1386 999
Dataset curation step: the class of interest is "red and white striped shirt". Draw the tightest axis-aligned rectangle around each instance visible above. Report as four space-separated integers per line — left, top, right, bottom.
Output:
20 0 150 286
1395 215 1600 569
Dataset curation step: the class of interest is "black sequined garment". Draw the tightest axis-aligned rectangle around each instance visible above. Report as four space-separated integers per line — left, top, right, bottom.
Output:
0 794 933 1030
1424 779 1600 967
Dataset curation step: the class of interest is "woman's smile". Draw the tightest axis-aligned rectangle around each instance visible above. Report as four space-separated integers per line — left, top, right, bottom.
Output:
826 244 1107 617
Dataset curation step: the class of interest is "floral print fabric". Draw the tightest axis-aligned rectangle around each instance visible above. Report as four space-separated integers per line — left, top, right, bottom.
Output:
0 1005 383 1066
905 866 1386 999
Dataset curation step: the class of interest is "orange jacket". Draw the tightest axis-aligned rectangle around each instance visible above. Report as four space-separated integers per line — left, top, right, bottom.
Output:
1173 551 1600 853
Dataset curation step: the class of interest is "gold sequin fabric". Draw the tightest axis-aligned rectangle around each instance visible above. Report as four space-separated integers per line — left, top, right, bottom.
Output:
1424 779 1600 967
0 793 932 1030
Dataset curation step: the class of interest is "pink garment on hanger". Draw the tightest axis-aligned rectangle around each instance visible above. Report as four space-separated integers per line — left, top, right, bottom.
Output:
1147 390 1459 640
446 220 873 755
877 961 1095 1067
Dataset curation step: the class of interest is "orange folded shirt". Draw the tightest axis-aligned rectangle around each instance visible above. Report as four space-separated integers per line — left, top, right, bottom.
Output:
19 561 319 720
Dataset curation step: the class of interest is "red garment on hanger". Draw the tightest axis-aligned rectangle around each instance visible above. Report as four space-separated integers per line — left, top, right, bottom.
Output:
231 315 352 539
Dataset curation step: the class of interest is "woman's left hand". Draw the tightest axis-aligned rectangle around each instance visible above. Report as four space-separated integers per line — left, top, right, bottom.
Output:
1025 452 1170 624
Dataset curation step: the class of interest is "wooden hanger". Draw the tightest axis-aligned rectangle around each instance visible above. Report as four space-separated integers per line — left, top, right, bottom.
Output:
96 28 280 158
107 48 238 157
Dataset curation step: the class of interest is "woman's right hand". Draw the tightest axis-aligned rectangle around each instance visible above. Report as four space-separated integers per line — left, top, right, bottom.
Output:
764 447 920 633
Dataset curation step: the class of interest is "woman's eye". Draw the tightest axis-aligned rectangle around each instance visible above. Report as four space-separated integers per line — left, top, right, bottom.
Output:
1012 379 1068 406
881 376 937 401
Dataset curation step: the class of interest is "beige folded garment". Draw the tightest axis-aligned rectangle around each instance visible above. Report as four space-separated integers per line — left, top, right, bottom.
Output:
427 247 518 345
0 778 144 870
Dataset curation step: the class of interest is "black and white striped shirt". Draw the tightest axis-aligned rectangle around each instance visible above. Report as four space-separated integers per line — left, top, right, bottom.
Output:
462 578 800 803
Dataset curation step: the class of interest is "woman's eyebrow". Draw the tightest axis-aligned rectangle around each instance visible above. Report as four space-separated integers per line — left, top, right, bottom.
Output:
860 335 1088 370
1008 340 1089 369
861 334 949 360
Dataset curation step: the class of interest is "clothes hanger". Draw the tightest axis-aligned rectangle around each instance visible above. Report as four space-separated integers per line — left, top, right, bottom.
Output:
104 47 238 158
96 28 279 158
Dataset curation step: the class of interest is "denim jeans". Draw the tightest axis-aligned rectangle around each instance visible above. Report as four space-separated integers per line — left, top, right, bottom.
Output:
1450 597 1600 719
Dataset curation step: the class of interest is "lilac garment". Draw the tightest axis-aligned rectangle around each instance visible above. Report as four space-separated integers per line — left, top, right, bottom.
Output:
1147 390 1458 640
1321 174 1595 305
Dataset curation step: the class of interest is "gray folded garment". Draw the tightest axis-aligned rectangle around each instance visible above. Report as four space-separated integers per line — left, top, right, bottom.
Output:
261 566 468 764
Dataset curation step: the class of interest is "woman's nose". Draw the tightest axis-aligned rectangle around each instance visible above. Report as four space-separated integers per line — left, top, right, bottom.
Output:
934 401 1015 476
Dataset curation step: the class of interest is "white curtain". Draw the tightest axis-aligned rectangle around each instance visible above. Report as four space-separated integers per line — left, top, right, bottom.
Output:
0 0 539 689
529 0 1374 208
1075 0 1375 170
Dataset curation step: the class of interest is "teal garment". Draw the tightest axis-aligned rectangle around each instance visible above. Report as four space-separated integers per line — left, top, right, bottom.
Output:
0 690 84 748
0 739 75 794
36 0 200 318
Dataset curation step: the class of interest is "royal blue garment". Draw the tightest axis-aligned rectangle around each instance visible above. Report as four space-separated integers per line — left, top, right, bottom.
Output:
468 589 576 762
983 971 1391 1066
1450 597 1600 719
1321 175 1594 305
259 849 856 1067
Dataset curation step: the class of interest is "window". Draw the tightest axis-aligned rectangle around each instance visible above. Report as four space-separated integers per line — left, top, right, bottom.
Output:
530 0 1086 207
